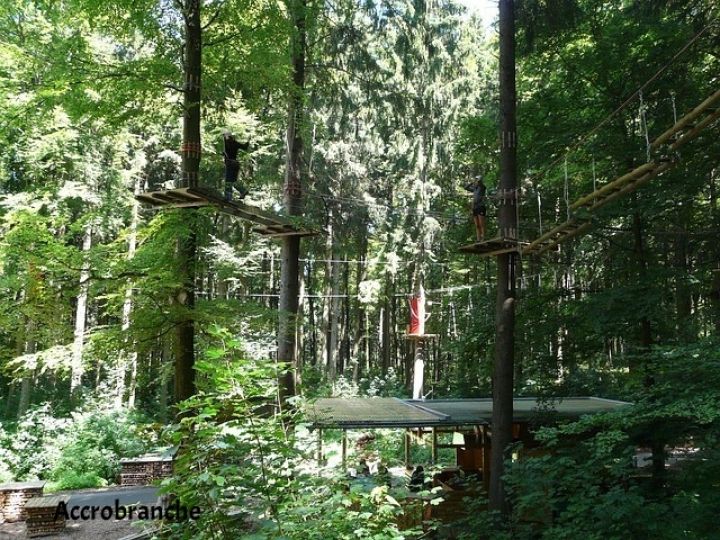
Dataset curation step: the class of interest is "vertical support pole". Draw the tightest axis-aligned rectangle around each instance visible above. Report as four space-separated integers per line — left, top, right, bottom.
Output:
341 429 347 470
482 425 491 493
317 428 323 468
412 338 425 400
492 0 517 513
431 427 438 465
404 429 411 468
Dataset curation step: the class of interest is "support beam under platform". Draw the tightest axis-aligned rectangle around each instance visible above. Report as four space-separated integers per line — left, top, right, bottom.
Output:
135 186 317 237
459 237 528 257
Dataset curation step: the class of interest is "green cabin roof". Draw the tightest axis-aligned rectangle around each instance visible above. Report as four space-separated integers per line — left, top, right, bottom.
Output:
309 396 630 429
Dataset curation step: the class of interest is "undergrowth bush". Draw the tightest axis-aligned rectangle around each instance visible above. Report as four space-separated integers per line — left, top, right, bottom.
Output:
0 400 155 490
161 326 412 539
49 408 153 490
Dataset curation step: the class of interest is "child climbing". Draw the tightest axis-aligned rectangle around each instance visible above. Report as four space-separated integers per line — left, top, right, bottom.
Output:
464 174 487 241
223 131 251 201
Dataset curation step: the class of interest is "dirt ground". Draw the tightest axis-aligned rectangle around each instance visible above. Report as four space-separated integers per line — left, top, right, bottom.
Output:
0 486 158 539
0 518 152 540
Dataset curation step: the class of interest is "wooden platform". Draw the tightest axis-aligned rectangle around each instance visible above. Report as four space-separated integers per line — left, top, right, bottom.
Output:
459 237 527 257
135 186 317 238
404 333 439 340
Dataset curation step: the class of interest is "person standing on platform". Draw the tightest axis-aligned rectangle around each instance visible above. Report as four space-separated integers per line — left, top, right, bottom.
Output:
223 130 250 201
464 174 487 241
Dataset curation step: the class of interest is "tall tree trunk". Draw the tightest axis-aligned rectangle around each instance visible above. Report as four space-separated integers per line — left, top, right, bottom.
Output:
215 216 230 300
490 0 517 514
5 382 16 418
327 261 342 380
709 170 720 333
343 257 350 375
174 0 202 406
17 320 36 419
278 0 307 405
352 255 367 382
321 208 334 372
71 224 92 394
297 260 306 383
116 178 141 409
632 211 664 488
307 259 317 366
674 220 692 341
381 272 392 375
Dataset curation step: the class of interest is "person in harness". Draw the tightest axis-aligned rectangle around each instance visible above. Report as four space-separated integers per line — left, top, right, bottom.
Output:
464 174 487 241
223 130 251 201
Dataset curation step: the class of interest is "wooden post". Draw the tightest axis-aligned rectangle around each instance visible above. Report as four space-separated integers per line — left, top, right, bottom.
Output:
317 428 322 467
404 429 411 468
431 427 438 465
482 425 491 493
491 0 517 514
412 338 425 400
341 429 347 470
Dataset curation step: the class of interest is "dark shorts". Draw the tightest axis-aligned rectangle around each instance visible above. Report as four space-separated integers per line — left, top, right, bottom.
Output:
224 159 240 182
473 206 487 217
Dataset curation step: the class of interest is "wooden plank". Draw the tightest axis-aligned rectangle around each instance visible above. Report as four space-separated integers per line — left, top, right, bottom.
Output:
533 221 594 256
670 107 720 151
187 187 291 228
524 219 580 253
136 187 318 236
571 162 657 210
151 200 212 209
651 88 720 149
253 228 317 238
458 237 525 256
150 192 192 204
589 160 674 212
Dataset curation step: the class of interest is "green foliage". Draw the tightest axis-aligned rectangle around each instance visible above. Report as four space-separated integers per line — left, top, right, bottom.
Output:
491 340 720 539
160 327 412 539
0 404 71 480
280 483 412 540
49 408 152 490
0 402 154 489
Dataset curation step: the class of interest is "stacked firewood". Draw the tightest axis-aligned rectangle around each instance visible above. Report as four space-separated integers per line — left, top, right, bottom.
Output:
120 457 173 486
25 495 66 538
0 481 45 523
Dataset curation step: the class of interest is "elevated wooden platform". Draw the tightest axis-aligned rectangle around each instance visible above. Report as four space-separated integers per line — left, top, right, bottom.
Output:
135 186 317 238
404 333 439 340
459 237 527 257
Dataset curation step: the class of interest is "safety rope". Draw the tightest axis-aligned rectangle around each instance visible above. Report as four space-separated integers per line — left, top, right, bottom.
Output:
639 90 651 162
564 157 570 220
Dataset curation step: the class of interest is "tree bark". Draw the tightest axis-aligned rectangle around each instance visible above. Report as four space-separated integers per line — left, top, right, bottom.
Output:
277 0 307 405
17 320 36 420
174 0 202 406
116 178 141 409
489 0 517 514
327 260 342 380
71 224 92 394
352 255 367 382
632 211 665 488
381 272 392 375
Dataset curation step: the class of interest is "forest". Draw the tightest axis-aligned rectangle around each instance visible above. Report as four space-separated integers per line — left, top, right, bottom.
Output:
0 0 719 538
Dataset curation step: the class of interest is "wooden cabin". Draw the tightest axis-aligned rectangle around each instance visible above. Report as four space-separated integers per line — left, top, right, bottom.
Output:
309 396 629 526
